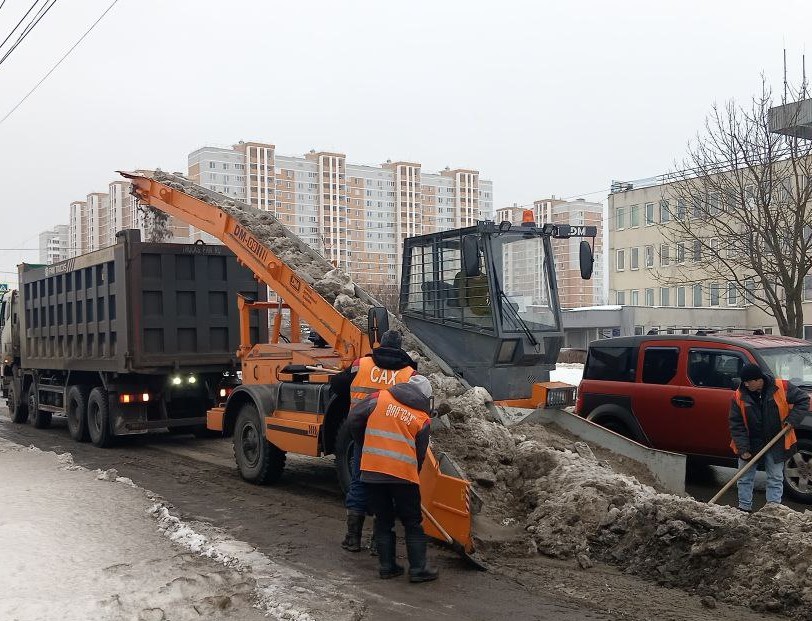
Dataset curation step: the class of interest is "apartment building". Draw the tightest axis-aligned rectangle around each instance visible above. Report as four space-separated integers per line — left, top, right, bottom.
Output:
188 141 493 287
496 197 605 309
606 177 802 336
68 181 191 257
38 225 70 265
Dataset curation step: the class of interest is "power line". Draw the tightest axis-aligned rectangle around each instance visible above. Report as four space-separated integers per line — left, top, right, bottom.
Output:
0 0 121 127
0 0 59 67
0 0 40 53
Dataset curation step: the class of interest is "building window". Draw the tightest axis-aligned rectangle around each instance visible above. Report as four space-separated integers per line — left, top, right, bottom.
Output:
630 205 640 228
763 327 774 335
631 290 640 305
660 200 670 223
660 244 670 266
209 162 216 169
616 249 625 271
692 240 702 262
630 247 639 270
708 192 721 216
804 325 812 342
634 326 644 336
675 198 686 221
660 287 670 306
645 245 654 268
744 278 755 305
616 290 626 305
645 202 655 225
693 284 703 307
728 282 738 306
615 207 626 231
677 286 686 307
677 242 685 264
710 282 720 306
645 288 654 306
804 275 812 301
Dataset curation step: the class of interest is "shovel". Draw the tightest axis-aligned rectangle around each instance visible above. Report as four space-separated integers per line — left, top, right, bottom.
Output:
709 425 792 505
421 503 488 571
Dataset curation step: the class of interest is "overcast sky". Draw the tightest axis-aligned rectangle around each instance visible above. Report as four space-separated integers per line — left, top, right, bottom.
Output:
0 0 810 282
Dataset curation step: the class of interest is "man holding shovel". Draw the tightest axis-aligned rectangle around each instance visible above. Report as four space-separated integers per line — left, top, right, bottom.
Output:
728 363 809 512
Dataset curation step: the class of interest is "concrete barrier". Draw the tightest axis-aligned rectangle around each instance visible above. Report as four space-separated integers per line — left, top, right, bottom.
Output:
491 404 686 495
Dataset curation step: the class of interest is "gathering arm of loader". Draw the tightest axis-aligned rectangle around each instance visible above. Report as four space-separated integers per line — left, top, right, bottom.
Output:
121 171 369 366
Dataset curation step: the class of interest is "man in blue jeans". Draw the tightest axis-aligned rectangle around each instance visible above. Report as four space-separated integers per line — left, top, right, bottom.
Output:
729 363 808 512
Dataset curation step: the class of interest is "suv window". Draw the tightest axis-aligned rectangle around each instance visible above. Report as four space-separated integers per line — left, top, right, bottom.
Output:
688 349 745 389
642 347 679 384
584 346 637 381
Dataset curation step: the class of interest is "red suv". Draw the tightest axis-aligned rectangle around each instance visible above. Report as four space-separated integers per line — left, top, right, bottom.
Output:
576 333 812 502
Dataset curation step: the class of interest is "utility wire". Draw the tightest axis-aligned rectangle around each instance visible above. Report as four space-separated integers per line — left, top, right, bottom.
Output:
0 0 40 53
0 0 121 127
0 0 58 67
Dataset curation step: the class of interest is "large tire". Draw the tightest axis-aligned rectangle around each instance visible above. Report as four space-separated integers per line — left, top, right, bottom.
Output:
598 417 634 440
233 403 285 485
8 380 27 423
28 382 52 429
784 438 812 504
334 419 355 495
66 385 91 442
87 387 114 448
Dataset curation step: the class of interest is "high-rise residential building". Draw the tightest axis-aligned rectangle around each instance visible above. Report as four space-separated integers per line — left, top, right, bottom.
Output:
38 225 70 265
68 181 191 257
188 141 493 287
496 197 605 309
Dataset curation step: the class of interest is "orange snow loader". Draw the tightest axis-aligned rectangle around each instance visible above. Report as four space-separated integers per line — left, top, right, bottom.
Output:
122 172 479 565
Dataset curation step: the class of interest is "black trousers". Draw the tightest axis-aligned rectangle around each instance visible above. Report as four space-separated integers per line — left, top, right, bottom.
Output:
366 482 426 569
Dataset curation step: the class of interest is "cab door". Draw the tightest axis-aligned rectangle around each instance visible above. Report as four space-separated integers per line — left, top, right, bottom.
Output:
677 346 754 457
629 341 686 452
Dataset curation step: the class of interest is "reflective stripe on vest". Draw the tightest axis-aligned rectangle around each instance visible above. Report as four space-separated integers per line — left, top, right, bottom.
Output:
349 357 413 405
730 378 797 454
360 390 429 484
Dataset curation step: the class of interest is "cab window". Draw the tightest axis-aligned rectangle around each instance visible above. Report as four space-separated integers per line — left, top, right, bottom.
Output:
688 349 745 389
641 347 679 384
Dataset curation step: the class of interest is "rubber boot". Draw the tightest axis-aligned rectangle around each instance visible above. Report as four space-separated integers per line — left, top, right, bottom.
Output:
341 511 364 552
376 531 404 579
405 530 438 583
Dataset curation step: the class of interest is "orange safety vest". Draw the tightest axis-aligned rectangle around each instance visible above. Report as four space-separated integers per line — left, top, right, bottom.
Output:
730 378 797 454
360 390 430 484
349 356 414 406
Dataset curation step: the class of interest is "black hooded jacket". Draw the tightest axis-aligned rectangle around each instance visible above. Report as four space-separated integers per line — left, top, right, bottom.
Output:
329 346 417 408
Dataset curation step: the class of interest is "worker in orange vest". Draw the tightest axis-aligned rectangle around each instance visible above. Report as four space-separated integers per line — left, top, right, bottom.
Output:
729 363 808 512
348 374 438 583
329 330 416 552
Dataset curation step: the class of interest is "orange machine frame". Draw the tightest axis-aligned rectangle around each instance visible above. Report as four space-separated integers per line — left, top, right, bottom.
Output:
122 172 474 554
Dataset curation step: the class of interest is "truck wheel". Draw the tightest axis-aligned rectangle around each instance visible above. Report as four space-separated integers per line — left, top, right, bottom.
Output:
66 385 91 442
233 403 285 485
87 387 114 448
8 382 27 423
334 419 355 495
28 383 52 429
784 439 812 503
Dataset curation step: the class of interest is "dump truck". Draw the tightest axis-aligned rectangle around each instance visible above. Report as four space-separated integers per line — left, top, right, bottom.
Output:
122 171 598 558
0 229 267 446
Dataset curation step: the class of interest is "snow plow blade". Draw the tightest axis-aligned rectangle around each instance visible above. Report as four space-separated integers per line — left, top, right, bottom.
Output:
420 447 484 568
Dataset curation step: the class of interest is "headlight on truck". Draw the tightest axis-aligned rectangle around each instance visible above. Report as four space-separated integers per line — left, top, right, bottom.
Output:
545 386 576 408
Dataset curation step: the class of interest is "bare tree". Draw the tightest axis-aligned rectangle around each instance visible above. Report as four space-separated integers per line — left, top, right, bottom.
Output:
652 78 812 336
362 282 401 314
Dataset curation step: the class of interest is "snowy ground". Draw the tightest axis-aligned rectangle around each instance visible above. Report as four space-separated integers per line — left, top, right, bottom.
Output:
550 363 584 386
0 437 361 621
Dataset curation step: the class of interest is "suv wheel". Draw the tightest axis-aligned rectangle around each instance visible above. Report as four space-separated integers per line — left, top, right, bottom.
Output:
784 439 812 503
600 418 633 440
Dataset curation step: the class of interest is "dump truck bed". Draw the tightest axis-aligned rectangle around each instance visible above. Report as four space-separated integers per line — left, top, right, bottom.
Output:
18 229 267 374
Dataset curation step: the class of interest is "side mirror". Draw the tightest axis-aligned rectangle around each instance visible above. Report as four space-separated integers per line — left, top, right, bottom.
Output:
367 306 389 347
731 377 741 390
579 240 594 280
462 235 482 278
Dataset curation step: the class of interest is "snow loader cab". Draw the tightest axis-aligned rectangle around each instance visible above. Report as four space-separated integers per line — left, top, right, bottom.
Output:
400 218 596 403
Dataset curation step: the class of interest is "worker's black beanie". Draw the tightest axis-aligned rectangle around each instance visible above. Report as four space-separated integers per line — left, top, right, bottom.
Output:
739 363 763 382
380 330 402 349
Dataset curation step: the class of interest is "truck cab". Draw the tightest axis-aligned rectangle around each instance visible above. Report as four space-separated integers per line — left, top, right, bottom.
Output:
0 289 19 399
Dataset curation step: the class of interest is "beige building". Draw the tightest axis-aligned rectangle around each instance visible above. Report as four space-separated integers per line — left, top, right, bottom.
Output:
188 142 493 287
608 177 811 338
38 225 70 265
68 181 191 257
496 197 605 309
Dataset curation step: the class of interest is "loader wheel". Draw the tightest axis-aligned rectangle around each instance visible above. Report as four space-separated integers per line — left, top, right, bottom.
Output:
784 439 812 504
28 383 52 429
234 403 285 485
335 419 355 495
87 387 114 448
8 381 27 423
66 385 91 442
